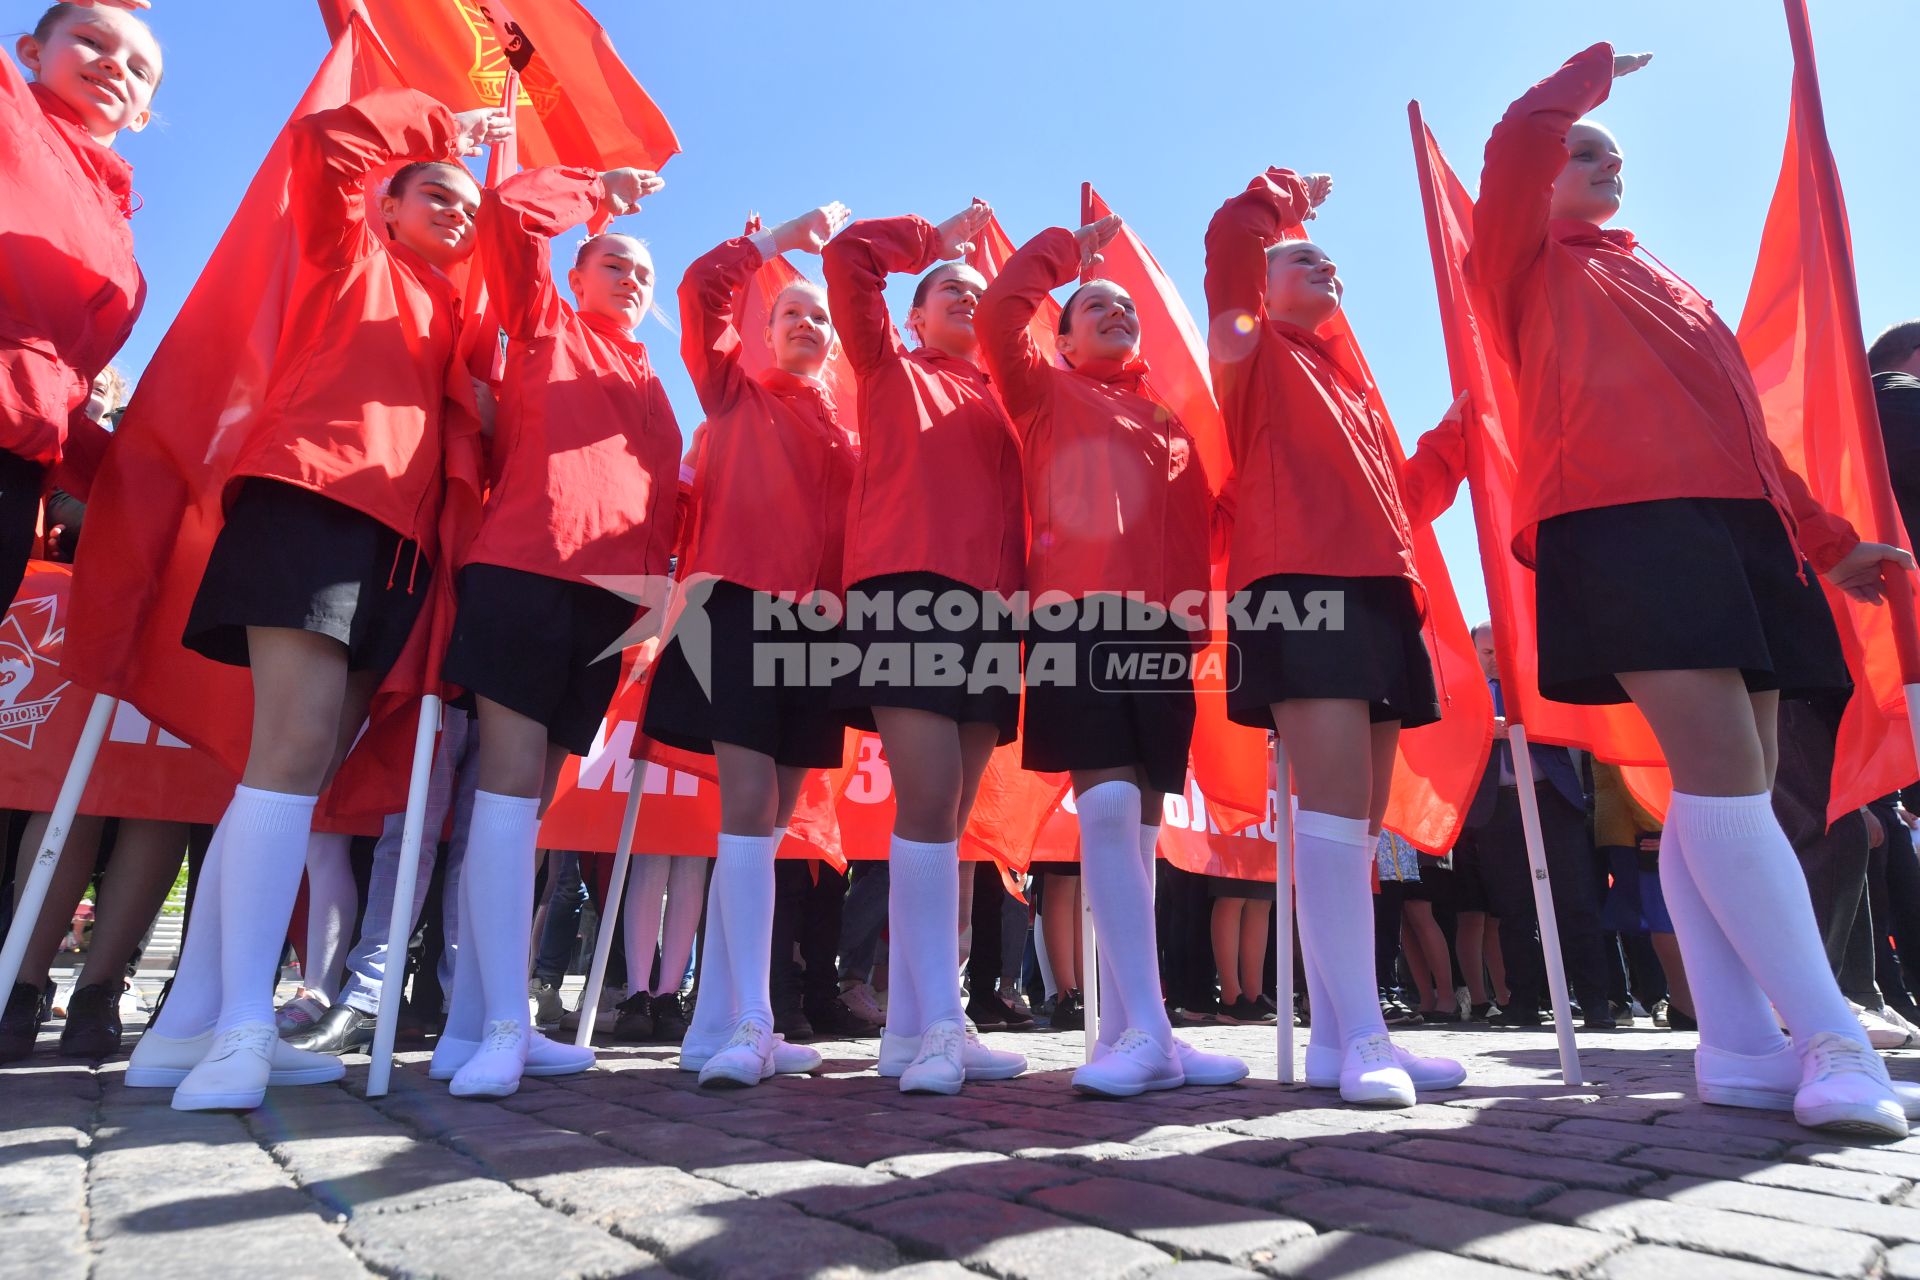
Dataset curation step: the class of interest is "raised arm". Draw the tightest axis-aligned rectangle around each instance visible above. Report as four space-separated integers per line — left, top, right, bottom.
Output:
1202 168 1316 327
481 165 604 341
1466 43 1615 293
1767 442 1861 574
1401 393 1470 526
977 227 1084 425
821 215 943 374
288 88 462 270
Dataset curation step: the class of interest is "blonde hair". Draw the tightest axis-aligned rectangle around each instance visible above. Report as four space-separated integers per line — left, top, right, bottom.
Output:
93 365 130 416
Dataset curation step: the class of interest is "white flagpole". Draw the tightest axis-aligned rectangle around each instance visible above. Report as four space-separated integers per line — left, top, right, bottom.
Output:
1080 876 1099 1062
1507 723 1582 1086
1272 737 1296 1083
365 694 442 1098
0 693 117 1002
576 782 644 1046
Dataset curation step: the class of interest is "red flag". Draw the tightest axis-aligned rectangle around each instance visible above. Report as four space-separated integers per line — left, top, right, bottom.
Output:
318 0 678 172
1737 0 1920 820
967 210 1061 365
1408 102 1664 773
63 19 407 784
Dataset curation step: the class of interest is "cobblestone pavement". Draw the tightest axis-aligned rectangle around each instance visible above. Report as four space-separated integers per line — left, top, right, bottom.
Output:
8 1015 1920 1279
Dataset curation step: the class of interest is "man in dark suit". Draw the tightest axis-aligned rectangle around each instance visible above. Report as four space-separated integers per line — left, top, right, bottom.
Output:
1455 623 1615 1029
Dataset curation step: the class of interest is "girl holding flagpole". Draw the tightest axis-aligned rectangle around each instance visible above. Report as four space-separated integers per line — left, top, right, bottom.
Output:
1204 167 1470 1109
820 206 1028 1095
128 89 512 1111
643 203 859 1088
977 218 1249 1097
1471 45 1916 1138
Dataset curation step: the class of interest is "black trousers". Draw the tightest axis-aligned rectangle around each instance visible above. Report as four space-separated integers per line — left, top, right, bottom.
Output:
1458 782 1611 1016
968 861 1005 994
1773 696 1871 983
0 450 42 611
772 861 847 1015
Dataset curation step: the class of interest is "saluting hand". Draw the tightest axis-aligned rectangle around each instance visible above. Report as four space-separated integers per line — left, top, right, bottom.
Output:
933 199 992 261
771 202 852 255
1823 540 1917 605
600 169 665 217
1072 215 1123 273
452 109 514 157
1302 173 1334 217
1613 52 1653 78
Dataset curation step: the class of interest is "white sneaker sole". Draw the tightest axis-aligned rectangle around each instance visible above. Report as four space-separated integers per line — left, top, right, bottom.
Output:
448 1074 522 1099
1795 1098 1907 1139
171 1085 266 1112
698 1058 774 1090
1072 1073 1183 1099
899 1071 964 1096
129 1061 345 1089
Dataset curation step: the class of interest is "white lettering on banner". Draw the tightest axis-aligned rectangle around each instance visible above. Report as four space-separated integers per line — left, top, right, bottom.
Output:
845 737 892 805
575 717 703 796
106 702 192 749
0 592 69 750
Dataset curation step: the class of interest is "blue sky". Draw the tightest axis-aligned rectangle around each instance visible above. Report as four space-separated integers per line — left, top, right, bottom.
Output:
12 0 1915 622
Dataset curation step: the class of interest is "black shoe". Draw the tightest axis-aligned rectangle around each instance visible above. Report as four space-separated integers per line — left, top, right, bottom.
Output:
1382 996 1420 1026
1489 1006 1546 1028
1610 1000 1638 1027
772 1006 814 1042
59 982 126 1060
1167 1000 1205 1028
1050 991 1084 1031
807 995 883 1037
1583 1013 1618 1031
1467 1002 1496 1023
0 983 48 1063
285 1003 374 1055
651 992 692 1043
1421 1007 1461 1024
1217 997 1270 1025
610 991 654 1042
1668 1005 1699 1032
965 991 1033 1032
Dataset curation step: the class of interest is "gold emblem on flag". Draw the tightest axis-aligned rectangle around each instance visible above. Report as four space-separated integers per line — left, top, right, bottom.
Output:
453 0 561 117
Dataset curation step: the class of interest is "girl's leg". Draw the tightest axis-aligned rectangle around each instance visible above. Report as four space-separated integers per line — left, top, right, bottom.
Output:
655 857 706 998
687 745 782 1051
1238 899 1271 1004
1073 767 1171 1049
76 820 189 990
1043 874 1082 995
1456 911 1489 1006
300 832 356 1000
1403 900 1454 1015
1403 915 1438 1012
1211 898 1244 1006
1484 918 1509 1005
624 855 671 994
8 813 105 992
873 707 965 1040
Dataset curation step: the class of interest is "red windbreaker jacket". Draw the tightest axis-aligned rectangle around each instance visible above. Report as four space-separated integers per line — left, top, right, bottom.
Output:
1467 42 1856 571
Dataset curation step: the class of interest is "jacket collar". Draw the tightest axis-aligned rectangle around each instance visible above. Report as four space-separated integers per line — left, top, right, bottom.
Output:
1268 316 1370 398
1063 353 1150 394
1550 218 1637 252
577 308 647 356
910 343 988 381
32 82 136 217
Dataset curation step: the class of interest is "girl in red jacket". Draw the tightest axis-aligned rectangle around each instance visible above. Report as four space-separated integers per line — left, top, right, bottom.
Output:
1472 47 1916 1138
1205 168 1470 1109
2 1 160 606
644 204 860 1088
127 90 512 1112
822 205 1028 1095
430 164 684 1100
979 218 1249 1097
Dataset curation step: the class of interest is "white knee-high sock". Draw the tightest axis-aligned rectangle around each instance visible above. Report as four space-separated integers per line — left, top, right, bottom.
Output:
1101 822 1163 1047
1293 809 1386 1046
443 897 485 1044
1080 782 1172 1049
1654 817 1786 1057
886 835 961 1037
463 790 542 1029
1665 790 1867 1052
689 829 781 1043
1303 917 1340 1052
655 855 707 997
151 815 230 1037
214 786 319 1033
302 831 355 1000
624 853 671 993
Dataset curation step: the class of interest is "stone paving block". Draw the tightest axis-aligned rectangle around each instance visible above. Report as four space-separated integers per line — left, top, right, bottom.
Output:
857 1107 987 1141
1551 1117 1783 1159
343 1193 652 1279
951 1125 1108 1156
88 1140 311 1236
770 1120 949 1167
92 1217 371 1280
881 1265 992 1280
442 1126 632 1181
1885 1242 1920 1280
1796 1143 1920 1181
1651 1106 1860 1146
1251 1229 1539 1278
698 1154 897 1199
273 1132 503 1217
1646 1174 1920 1244
1128 1125 1300 1166
1597 1243 1856 1280
1283 1183 1625 1276
1102 1150 1329 1206
1286 1145 1562 1214
0 1147 85 1216
1386 1136 1654 1193
700 1105 839 1140
1215 1113 1402 1147
1618 1144 1908 1201
594 1118 789 1171
0 1214 88 1280
1150 1265 1267 1280
844 1188 1169 1280
1401 1122 1639 1163
863 1150 1084 1202
1029 1175 1315 1265
614 1196 902 1279
520 1160 742 1230
1536 1186 1881 1277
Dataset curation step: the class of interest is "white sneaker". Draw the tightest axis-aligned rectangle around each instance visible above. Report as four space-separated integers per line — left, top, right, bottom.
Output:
129 1025 346 1089
171 1023 278 1112
899 1020 967 1095
448 1019 530 1099
1851 1001 1917 1050
430 1028 594 1081
1694 1038 1920 1119
560 982 625 1032
699 1020 777 1089
679 1027 823 1074
840 981 885 1026
529 979 564 1029
878 1026 1026 1081
1454 985 1472 1020
1074 1029 1184 1098
1334 1033 1415 1108
1172 1036 1249 1086
1793 1031 1907 1138
274 988 330 1035
1305 1040 1465 1091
